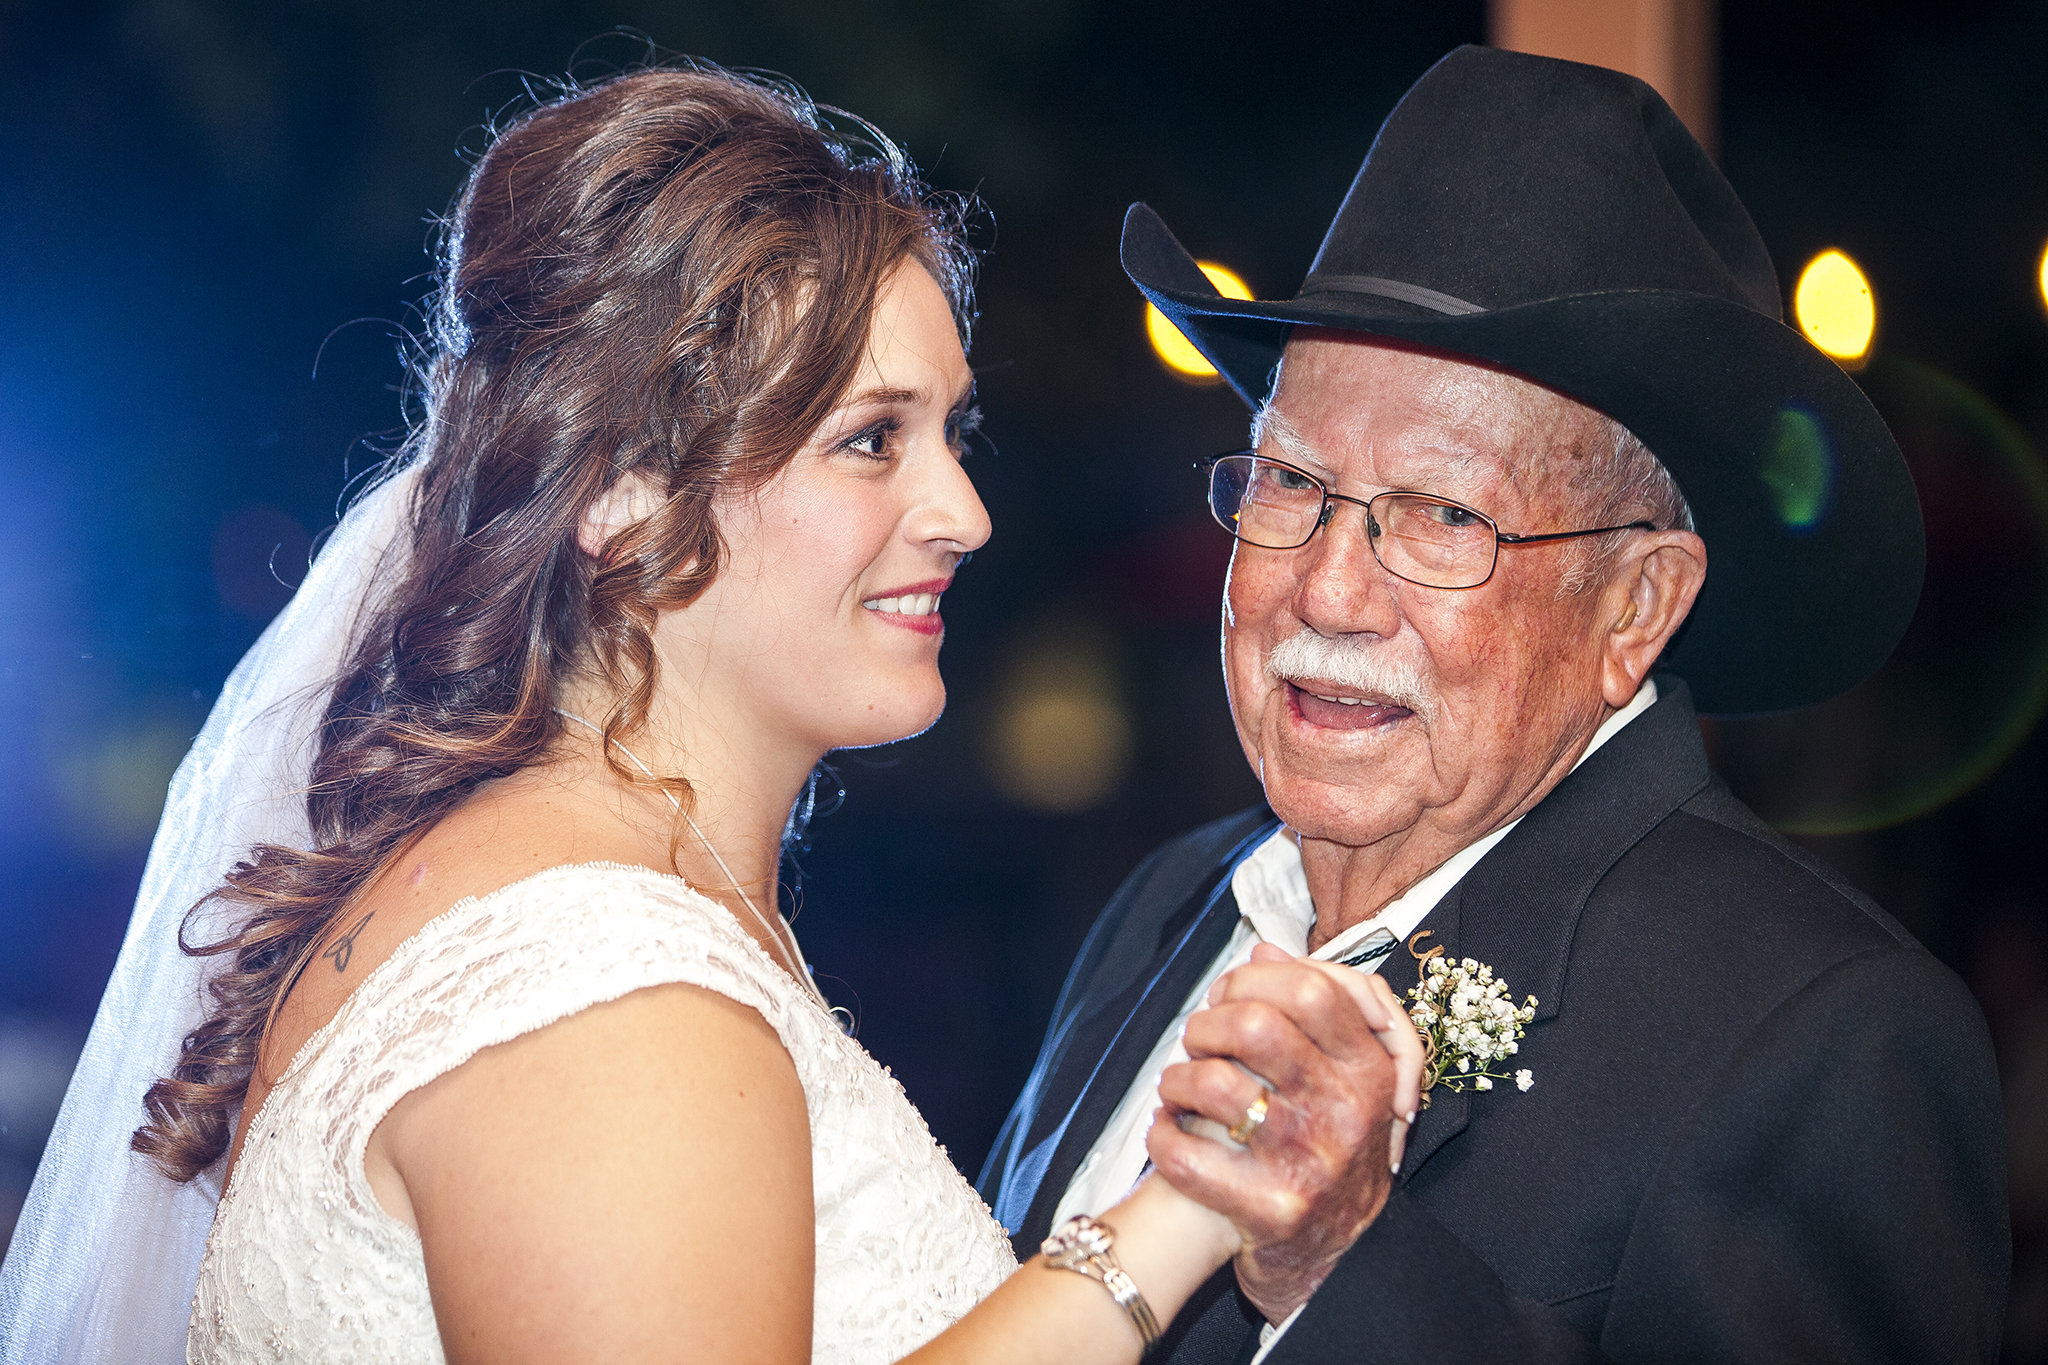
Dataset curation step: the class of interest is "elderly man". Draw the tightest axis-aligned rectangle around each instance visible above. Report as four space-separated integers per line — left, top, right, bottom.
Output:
980 46 2009 1364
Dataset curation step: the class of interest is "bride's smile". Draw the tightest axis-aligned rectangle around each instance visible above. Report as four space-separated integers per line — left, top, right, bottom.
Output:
860 581 950 630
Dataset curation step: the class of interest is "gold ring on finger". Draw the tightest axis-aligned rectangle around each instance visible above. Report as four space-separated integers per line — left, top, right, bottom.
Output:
1226 1086 1271 1145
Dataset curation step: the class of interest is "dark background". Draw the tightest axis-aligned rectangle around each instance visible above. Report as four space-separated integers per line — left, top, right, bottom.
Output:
2 1 2045 1355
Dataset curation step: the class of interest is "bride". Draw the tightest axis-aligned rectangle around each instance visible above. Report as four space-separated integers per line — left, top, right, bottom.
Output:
0 64 1417 1364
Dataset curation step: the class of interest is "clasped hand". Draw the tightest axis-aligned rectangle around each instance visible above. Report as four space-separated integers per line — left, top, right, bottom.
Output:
1143 943 1425 1324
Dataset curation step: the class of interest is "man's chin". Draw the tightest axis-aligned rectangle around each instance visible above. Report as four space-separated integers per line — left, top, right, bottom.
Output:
1259 770 1422 851
1256 725 1426 847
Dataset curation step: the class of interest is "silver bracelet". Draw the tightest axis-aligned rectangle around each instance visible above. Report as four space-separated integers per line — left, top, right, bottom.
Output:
1040 1214 1164 1355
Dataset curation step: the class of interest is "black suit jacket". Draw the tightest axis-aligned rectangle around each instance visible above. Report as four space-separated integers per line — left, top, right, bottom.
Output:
979 680 2010 1363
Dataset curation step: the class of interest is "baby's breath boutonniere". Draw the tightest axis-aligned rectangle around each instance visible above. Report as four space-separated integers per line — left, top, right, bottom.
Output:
1403 931 1536 1107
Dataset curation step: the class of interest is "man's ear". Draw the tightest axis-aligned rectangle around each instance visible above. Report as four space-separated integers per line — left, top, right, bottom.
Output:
576 471 663 562
1599 531 1708 707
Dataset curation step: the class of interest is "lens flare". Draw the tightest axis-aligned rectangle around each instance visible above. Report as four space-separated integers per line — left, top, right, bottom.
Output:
1146 263 1253 380
1710 357 2048 835
1759 407 1835 530
1793 249 1876 365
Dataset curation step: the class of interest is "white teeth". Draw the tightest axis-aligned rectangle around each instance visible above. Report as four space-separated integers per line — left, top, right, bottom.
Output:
863 593 941 617
1307 690 1367 706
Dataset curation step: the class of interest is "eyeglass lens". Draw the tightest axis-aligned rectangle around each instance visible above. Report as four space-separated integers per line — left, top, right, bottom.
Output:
1208 454 1500 589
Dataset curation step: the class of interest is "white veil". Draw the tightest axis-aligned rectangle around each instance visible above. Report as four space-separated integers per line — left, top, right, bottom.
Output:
0 462 420 1362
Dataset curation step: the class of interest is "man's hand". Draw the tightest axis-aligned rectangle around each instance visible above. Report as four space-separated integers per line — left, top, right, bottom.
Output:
1145 943 1424 1324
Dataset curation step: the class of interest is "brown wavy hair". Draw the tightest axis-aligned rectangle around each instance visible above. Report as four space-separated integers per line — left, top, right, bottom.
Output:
133 64 975 1182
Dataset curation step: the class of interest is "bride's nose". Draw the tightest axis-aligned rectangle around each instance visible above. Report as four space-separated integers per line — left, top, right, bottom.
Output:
911 453 992 557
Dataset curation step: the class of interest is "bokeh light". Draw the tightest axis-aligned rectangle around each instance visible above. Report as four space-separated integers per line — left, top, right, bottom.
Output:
1145 262 1253 380
985 626 1132 813
54 720 193 852
2038 236 2048 316
1793 249 1876 364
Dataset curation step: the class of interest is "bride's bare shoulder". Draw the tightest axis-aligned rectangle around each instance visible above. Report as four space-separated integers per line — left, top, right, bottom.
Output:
304 760 659 983
236 765 681 1153
353 760 661 948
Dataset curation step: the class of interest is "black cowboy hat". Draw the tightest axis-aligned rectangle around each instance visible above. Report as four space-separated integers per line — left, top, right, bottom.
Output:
1124 45 1922 717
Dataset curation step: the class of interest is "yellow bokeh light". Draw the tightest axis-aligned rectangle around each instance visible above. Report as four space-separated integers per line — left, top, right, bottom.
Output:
984 630 1133 813
1794 249 1876 365
2038 237 2048 316
1146 262 1254 379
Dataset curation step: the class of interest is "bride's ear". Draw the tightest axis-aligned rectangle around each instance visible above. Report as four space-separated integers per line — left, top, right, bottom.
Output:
577 472 662 561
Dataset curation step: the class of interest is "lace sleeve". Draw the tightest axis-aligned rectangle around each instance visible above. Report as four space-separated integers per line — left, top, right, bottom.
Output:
316 863 815 1149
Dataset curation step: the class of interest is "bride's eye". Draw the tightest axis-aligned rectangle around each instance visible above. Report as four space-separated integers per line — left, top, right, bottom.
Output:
842 420 896 461
945 405 983 454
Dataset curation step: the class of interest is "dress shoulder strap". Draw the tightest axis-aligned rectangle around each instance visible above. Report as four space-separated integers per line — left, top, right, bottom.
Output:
262 862 812 1208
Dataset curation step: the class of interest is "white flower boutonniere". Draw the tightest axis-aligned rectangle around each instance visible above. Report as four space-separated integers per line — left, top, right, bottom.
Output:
1403 931 1536 1107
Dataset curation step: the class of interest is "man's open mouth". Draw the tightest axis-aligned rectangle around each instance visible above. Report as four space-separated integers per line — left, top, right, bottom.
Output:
1283 680 1415 731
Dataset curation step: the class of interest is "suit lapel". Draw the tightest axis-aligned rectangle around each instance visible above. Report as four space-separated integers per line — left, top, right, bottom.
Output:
1006 870 1250 1252
1372 680 1715 1183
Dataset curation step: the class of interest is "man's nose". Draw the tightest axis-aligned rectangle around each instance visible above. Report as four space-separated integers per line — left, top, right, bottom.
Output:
1292 500 1402 637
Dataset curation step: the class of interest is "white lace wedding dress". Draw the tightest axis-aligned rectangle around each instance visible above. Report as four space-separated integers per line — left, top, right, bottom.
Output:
187 862 1019 1363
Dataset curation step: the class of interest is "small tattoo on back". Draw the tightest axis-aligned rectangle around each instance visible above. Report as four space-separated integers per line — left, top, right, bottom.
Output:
321 911 374 973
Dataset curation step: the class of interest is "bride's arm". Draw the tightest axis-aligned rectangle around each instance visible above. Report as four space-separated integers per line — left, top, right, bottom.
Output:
901 1169 1237 1365
374 981 817 1363
374 977 1243 1365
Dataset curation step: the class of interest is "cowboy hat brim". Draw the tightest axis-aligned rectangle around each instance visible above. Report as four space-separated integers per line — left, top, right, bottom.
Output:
1124 203 1924 717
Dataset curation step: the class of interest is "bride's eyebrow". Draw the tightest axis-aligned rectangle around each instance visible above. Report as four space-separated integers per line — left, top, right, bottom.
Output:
838 385 923 409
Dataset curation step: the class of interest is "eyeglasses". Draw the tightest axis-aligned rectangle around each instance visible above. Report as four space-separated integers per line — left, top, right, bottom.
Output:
1203 451 1656 591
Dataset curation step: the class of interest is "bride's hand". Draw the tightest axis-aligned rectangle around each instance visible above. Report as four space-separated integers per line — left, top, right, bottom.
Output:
1115 1160 1244 1265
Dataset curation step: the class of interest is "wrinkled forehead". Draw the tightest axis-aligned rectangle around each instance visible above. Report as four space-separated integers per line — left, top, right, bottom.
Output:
1261 332 1606 506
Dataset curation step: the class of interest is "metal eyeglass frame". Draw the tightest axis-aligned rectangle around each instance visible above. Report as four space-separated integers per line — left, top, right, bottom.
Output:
1202 451 1657 590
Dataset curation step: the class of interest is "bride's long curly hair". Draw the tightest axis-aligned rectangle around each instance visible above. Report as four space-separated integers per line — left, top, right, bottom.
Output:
133 65 975 1182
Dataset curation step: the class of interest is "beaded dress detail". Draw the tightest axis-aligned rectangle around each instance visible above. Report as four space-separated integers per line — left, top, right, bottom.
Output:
187 863 1017 1363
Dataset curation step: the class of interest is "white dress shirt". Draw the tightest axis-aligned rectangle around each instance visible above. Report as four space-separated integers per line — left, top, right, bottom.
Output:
1049 680 1659 1359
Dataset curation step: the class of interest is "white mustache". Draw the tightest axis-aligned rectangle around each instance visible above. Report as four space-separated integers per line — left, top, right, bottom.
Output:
1263 628 1438 726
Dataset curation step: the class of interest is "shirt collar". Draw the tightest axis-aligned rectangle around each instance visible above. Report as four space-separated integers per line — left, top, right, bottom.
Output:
1230 678 1659 960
